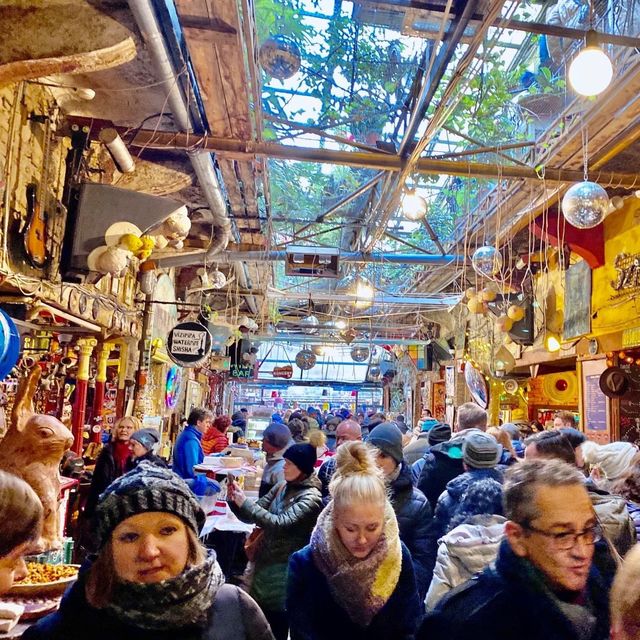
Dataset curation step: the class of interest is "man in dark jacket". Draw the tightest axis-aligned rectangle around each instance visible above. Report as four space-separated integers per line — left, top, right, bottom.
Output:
417 402 488 510
404 418 447 465
368 422 434 600
318 419 361 503
524 430 637 581
418 459 610 640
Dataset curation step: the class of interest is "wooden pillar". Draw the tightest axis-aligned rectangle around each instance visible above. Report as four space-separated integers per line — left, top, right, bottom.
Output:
72 338 97 454
91 342 111 443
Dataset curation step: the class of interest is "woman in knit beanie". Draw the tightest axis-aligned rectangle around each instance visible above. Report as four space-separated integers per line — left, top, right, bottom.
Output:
286 441 421 640
228 443 323 640
129 428 168 469
24 463 274 640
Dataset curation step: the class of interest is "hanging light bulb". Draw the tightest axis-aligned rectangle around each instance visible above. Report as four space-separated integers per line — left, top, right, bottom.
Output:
544 332 561 353
568 30 613 97
401 190 427 221
354 275 374 309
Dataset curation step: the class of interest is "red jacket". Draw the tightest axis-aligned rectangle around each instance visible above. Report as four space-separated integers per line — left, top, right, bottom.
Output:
201 426 229 455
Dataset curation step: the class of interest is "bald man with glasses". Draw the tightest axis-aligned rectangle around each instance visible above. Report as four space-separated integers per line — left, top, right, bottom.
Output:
419 459 610 640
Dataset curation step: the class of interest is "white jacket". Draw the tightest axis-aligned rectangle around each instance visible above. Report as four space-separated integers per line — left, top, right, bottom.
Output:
425 515 506 611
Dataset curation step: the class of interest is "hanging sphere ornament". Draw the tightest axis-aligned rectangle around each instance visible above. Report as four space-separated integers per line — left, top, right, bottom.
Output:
350 346 370 362
369 365 381 379
300 315 319 335
210 269 227 290
295 348 317 371
401 191 428 221
507 304 525 322
562 181 609 229
258 35 301 80
471 246 503 278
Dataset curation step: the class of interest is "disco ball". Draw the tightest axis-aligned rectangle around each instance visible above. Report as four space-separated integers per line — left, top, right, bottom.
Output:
210 269 227 290
300 315 319 335
562 181 609 229
295 348 317 370
369 365 381 379
350 346 370 362
471 246 503 277
259 35 301 80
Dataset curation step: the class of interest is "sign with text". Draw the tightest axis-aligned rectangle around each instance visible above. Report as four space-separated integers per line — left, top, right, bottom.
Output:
167 321 212 367
229 363 254 379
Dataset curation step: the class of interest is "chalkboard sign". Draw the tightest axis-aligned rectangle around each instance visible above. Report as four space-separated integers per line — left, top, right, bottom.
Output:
563 261 591 339
584 374 606 431
619 365 640 446
229 363 254 380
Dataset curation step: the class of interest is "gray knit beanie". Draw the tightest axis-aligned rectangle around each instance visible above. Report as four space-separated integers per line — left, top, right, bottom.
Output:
129 428 160 452
368 422 404 464
94 461 205 549
463 432 502 469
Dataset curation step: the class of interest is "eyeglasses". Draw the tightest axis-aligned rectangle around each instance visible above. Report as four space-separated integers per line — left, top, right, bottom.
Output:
522 523 602 550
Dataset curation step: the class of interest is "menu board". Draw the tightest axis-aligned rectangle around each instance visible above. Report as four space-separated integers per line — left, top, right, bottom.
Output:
581 359 610 444
584 374 606 430
619 365 640 446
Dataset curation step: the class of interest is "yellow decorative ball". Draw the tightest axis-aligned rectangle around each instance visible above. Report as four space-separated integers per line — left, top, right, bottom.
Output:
507 305 525 322
119 233 143 253
496 315 513 332
465 287 477 300
467 297 484 314
481 285 498 302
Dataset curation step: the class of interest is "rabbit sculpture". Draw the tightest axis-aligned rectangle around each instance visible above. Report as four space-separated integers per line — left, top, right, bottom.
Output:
0 367 74 550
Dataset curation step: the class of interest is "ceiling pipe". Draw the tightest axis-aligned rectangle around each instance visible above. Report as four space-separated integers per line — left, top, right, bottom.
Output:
253 333 435 346
267 289 461 306
127 4 233 262
212 250 463 266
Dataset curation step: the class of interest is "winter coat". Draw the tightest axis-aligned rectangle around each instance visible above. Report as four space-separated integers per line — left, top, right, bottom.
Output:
404 433 431 466
201 426 229 455
231 475 323 612
418 540 610 640
586 483 637 580
287 542 421 640
84 441 133 517
172 425 204 480
318 456 337 504
425 515 506 611
132 450 168 469
259 445 292 498
416 438 466 510
432 469 504 542
22 570 274 640
389 462 433 599
626 500 640 541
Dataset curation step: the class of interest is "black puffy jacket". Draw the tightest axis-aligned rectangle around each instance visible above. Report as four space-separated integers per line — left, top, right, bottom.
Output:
389 461 433 600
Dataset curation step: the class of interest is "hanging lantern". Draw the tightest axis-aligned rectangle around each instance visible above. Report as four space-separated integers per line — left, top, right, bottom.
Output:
562 181 609 229
300 315 319 335
350 346 370 362
471 246 502 277
401 191 428 221
259 35 301 80
295 348 317 370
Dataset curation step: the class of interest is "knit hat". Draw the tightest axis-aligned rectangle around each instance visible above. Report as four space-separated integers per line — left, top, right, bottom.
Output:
283 443 317 476
463 432 502 469
420 418 441 433
129 428 160 452
368 422 404 464
263 422 292 449
94 462 205 549
581 440 639 480
428 423 452 446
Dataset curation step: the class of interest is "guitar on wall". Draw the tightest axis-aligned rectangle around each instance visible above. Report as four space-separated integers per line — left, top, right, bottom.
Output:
24 183 47 268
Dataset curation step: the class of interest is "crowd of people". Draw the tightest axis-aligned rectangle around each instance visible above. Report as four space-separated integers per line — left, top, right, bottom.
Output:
0 403 639 639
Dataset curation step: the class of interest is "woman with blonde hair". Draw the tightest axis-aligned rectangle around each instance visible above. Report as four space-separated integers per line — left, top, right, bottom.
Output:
24 463 273 640
487 427 518 466
287 441 421 639
0 471 43 595
610 543 640 640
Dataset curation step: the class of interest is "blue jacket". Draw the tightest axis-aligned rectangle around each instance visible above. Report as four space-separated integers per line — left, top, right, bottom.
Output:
389 462 433 600
172 425 204 480
418 540 610 640
287 542 422 640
